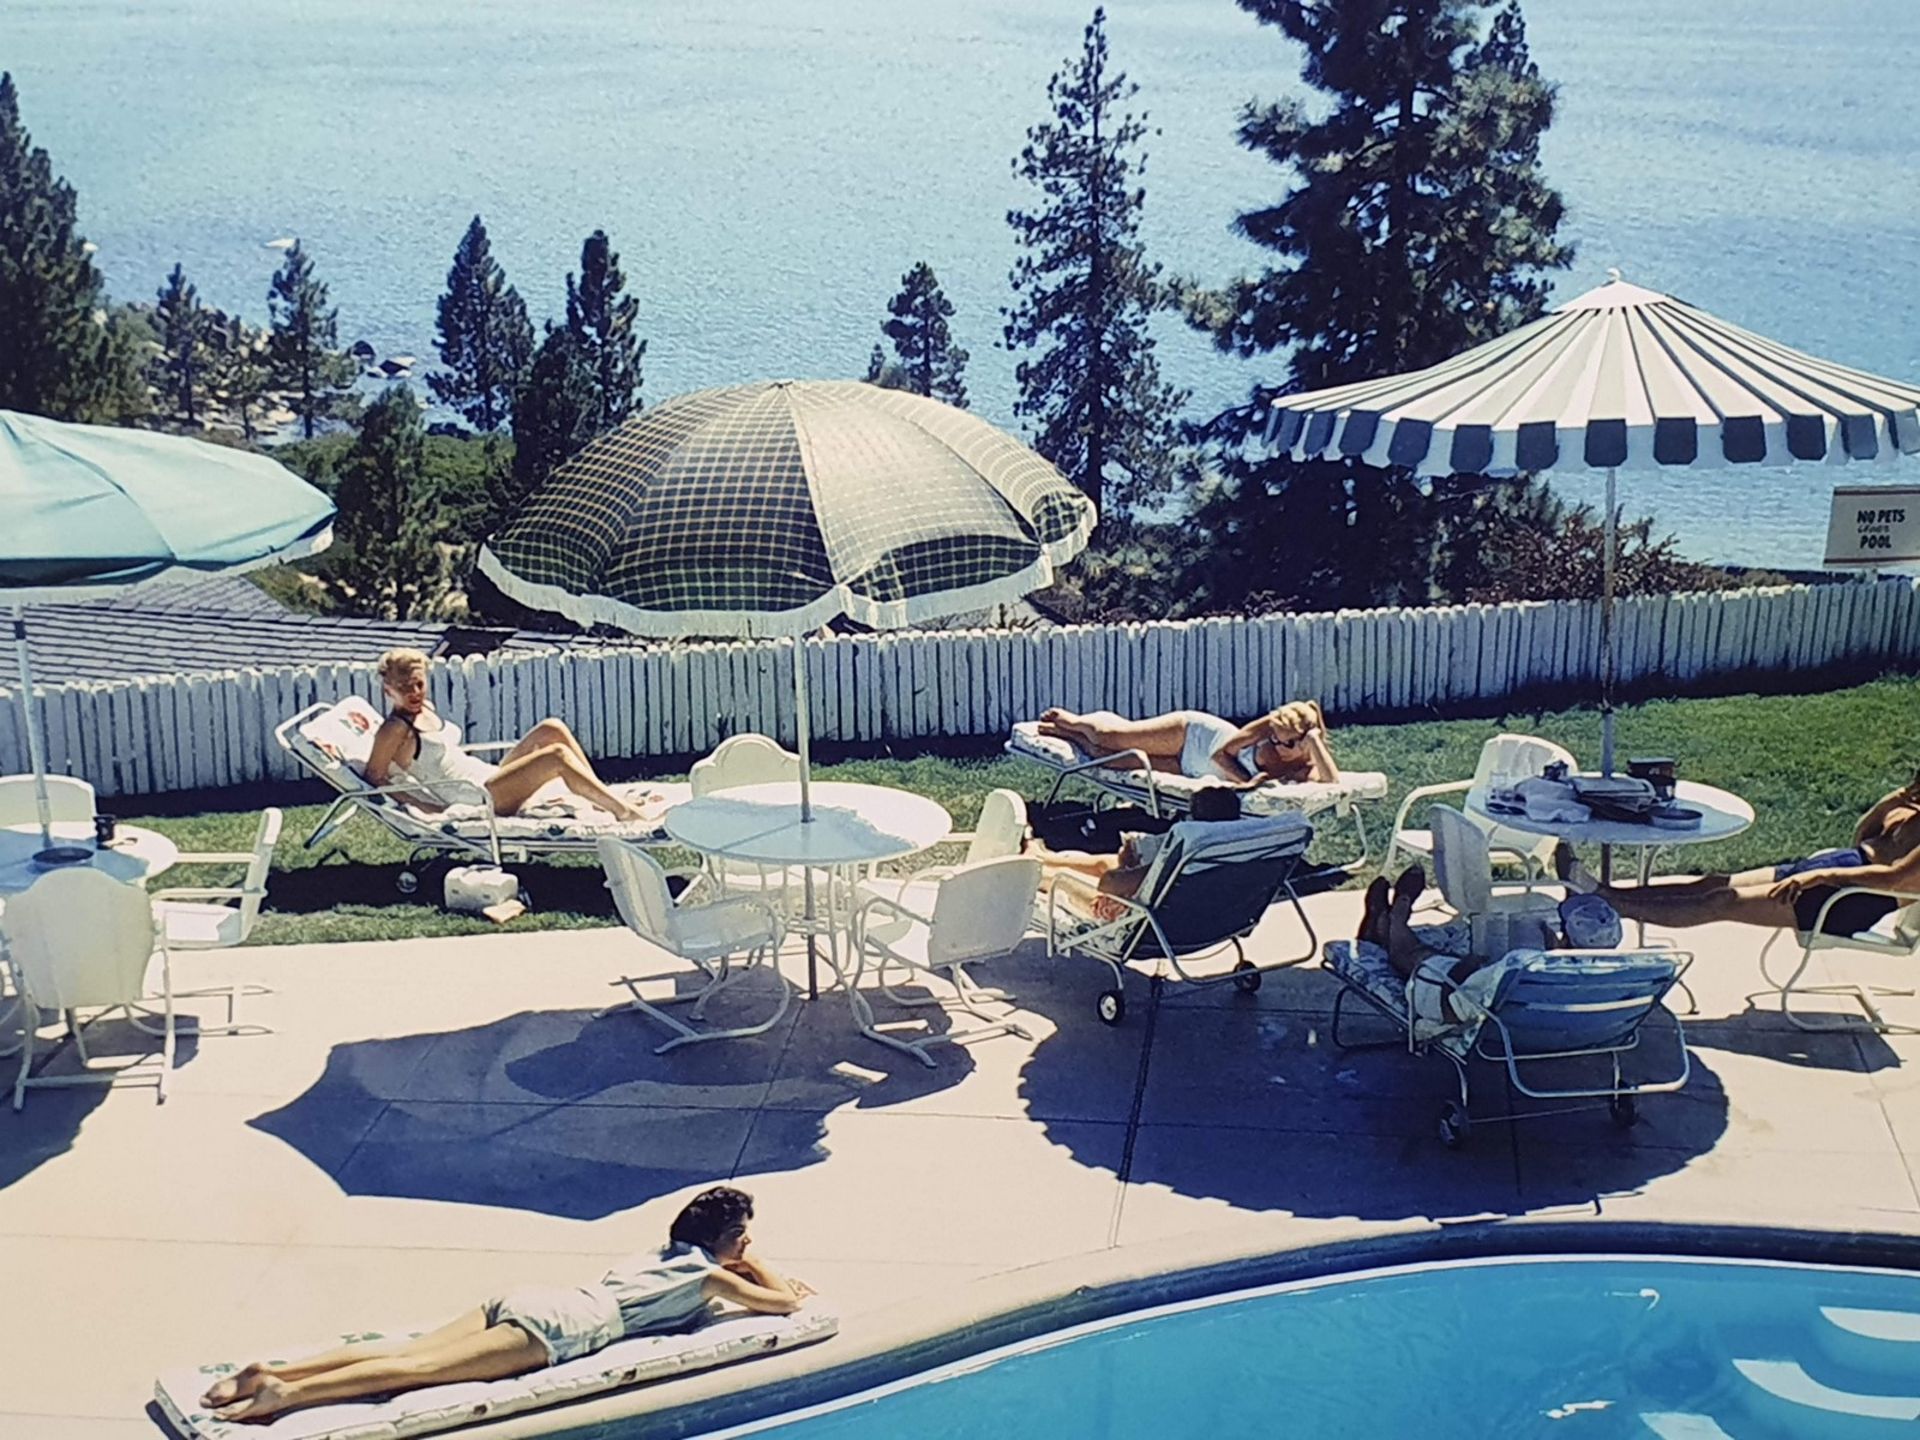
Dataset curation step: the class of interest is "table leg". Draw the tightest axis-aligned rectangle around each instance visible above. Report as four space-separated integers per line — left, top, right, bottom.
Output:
802 867 820 1002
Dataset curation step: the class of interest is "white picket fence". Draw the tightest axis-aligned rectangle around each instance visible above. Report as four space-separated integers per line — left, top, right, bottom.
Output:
4 578 1918 799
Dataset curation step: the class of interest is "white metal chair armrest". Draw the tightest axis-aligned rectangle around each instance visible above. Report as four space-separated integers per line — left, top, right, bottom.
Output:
1044 873 1177 960
170 850 260 867
850 888 936 949
460 740 519 754
1388 779 1473 838
150 886 259 905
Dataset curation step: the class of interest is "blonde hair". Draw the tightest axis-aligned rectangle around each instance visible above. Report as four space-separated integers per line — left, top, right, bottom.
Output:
1266 699 1325 741
378 648 430 688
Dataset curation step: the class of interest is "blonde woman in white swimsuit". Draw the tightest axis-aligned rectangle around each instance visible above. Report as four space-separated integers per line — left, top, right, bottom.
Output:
1036 700 1340 786
364 648 646 820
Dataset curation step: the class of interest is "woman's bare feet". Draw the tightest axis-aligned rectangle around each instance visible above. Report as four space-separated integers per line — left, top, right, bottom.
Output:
202 1362 271 1408
212 1372 296 1421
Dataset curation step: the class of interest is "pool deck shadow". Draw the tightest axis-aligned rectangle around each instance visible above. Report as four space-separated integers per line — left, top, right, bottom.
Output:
3 893 1919 1437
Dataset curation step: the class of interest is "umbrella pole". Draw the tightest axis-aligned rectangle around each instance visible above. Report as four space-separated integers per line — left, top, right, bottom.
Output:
11 602 55 854
1601 467 1617 777
793 637 819 1000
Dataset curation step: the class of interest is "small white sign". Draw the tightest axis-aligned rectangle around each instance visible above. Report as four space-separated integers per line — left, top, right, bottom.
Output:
1825 486 1920 566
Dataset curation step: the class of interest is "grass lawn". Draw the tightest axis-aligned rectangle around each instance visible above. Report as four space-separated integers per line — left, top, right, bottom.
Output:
122 675 1917 946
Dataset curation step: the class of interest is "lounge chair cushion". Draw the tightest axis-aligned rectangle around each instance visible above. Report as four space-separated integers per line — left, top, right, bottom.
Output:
154 1303 837 1440
1323 919 1477 1051
1007 722 1387 817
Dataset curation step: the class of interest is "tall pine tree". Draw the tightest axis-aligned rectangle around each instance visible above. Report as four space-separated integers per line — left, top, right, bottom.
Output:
330 384 451 619
267 240 357 439
502 324 597 520
429 215 534 433
1188 0 1571 610
1004 8 1187 517
209 313 272 442
564 229 643 433
153 262 209 423
874 261 969 407
0 72 145 420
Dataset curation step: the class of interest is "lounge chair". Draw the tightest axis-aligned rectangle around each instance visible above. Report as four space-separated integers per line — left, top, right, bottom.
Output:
275 698 686 893
153 1304 838 1440
1757 886 1920 1032
1324 934 1692 1147
1006 720 1386 869
1046 812 1317 1025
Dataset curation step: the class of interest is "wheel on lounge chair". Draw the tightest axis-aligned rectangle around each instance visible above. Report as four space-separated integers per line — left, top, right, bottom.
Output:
396 870 418 895
1232 956 1261 993
1609 1094 1638 1128
1097 989 1126 1026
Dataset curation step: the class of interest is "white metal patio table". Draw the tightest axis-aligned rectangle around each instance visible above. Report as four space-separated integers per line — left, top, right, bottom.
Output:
663 781 953 1000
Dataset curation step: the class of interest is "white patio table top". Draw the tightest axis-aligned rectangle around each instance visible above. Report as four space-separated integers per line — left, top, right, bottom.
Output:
0 820 180 897
663 781 953 868
1464 778 1754 851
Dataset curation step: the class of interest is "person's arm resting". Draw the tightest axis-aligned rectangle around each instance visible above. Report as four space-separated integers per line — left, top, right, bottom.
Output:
364 720 440 811
704 1259 807 1315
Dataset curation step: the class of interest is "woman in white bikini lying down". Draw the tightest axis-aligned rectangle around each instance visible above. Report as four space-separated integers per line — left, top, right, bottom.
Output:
1036 700 1340 787
201 1186 810 1422
365 647 647 820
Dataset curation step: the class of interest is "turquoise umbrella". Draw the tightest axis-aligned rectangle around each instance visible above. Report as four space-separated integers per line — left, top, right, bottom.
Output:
0 410 334 859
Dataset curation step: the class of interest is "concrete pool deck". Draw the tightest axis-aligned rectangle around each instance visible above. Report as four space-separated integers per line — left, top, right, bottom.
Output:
5 885 1920 1438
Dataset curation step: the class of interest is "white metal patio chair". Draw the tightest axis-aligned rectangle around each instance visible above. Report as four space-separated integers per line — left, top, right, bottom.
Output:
597 837 791 1054
857 788 1027 912
1757 888 1920 1032
848 855 1043 1067
1383 733 1576 886
0 773 96 827
1429 804 1563 958
7 867 175 1109
148 806 282 1035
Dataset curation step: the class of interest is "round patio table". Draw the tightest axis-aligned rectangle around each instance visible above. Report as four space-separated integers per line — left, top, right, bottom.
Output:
664 781 953 999
0 821 181 1057
1464 778 1754 942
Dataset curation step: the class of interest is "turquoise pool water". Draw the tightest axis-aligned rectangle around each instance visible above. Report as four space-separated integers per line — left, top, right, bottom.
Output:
707 1257 1920 1439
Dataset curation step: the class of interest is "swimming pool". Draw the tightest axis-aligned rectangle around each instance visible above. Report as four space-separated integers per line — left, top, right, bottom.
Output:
700 1257 1920 1439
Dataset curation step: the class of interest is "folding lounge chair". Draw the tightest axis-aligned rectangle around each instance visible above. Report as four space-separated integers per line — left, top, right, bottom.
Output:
1006 720 1387 870
1046 813 1317 1025
1324 936 1692 1147
275 698 687 893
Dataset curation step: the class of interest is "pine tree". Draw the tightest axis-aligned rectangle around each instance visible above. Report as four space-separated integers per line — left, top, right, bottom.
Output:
863 342 910 392
429 215 534 433
564 229 643 433
267 240 357 439
1004 8 1187 517
1187 0 1571 609
152 263 209 423
0 72 145 420
209 313 272 441
876 262 969 407
502 324 598 520
329 384 450 619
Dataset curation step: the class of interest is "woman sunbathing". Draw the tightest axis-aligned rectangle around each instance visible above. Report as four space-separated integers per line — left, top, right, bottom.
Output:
365 646 648 820
201 1186 810 1422
1036 700 1339 787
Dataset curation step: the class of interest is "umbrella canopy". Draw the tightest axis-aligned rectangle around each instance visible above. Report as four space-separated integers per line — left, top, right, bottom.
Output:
478 379 1095 639
1259 275 1920 772
1265 276 1920 477
1 410 334 854
1 410 335 599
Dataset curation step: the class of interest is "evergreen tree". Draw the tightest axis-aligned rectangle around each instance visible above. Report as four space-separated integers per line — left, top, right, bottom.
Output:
876 261 969 407
863 342 910 392
502 324 597 520
0 72 145 420
564 229 643 432
429 215 534 433
1004 8 1187 517
1187 0 1571 610
267 240 357 439
329 384 450 619
152 263 209 423
209 313 272 441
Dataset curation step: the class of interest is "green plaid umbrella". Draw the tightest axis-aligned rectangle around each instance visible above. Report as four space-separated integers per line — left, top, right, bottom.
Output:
478 380 1094 640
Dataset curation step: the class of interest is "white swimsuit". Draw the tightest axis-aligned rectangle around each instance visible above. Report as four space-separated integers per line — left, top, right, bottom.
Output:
1176 711 1253 782
393 714 499 807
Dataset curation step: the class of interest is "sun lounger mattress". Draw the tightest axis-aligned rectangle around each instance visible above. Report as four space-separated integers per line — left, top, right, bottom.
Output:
1007 723 1385 817
154 1304 837 1440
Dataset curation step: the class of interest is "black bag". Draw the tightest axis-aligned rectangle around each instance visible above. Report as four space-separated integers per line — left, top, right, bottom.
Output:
1026 800 1172 855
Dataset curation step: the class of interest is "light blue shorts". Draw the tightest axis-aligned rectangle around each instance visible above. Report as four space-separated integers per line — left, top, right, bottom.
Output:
484 1284 622 1366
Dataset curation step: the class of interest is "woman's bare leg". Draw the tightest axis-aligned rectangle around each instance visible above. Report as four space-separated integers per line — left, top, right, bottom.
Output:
1036 710 1192 771
488 745 642 820
213 1321 546 1422
203 1309 490 1407
502 718 590 768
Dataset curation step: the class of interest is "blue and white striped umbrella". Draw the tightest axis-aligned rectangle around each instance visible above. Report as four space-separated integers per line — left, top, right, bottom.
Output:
1265 276 1920 475
1262 275 1920 770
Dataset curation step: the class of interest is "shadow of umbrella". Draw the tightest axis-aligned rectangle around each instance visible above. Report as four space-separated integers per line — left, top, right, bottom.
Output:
1019 968 1729 1223
248 997 972 1220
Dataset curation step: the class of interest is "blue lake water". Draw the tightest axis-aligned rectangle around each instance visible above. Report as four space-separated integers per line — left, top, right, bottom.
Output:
697 1257 1920 1440
8 0 1919 569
